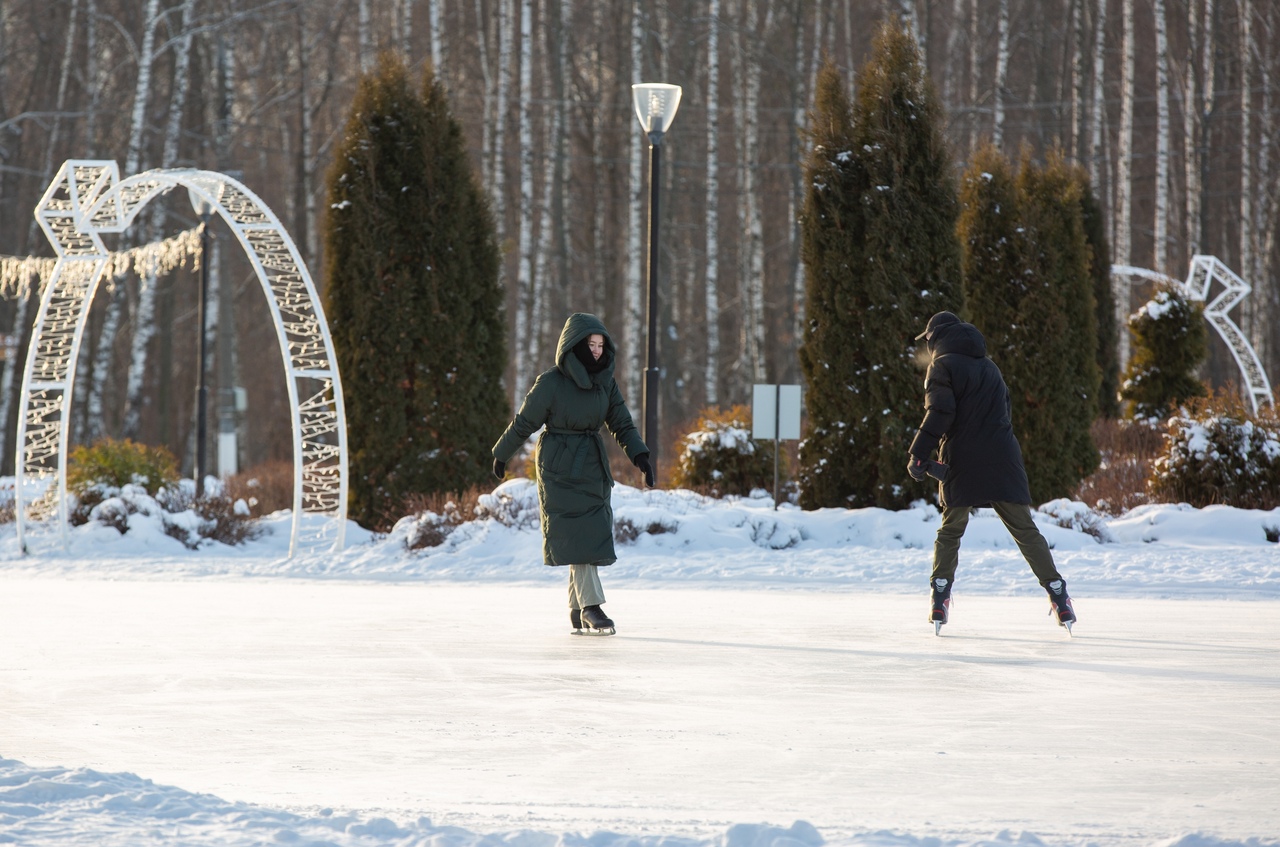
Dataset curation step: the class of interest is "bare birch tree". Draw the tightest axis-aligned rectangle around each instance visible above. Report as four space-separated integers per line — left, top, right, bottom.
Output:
625 0 646 395
1154 0 1170 272
514 0 536 396
741 0 769 383
1115 0 1136 365
704 0 721 404
993 0 1010 148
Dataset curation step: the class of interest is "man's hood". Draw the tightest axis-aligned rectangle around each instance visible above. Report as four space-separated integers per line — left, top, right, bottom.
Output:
555 312 616 389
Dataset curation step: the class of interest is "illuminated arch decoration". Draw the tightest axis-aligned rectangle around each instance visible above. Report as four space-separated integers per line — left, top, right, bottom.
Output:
1112 255 1273 413
16 160 348 556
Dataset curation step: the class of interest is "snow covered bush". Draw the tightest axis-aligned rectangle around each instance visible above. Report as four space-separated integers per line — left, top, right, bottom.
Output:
1120 286 1208 421
395 487 486 549
67 439 258 546
1150 393 1280 509
670 406 782 498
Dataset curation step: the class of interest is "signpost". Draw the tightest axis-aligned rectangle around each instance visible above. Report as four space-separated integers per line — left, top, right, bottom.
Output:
751 384 802 510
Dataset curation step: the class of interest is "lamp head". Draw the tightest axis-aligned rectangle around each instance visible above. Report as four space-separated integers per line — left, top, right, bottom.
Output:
631 83 682 135
187 187 215 219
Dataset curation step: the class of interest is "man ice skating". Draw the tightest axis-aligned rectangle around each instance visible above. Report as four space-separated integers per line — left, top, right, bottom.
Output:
907 311 1077 635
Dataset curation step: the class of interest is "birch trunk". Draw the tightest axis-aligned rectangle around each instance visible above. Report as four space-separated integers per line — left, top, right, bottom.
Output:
791 0 816 350
474 0 495 232
625 0 646 395
493 0 512 245
1089 0 1107 191
704 0 721 404
87 0 162 441
943 0 965 108
993 0 1010 148
1154 0 1170 272
1183 0 1202 258
968 0 980 150
85 0 99 153
1070 0 1085 159
1238 0 1253 288
514 0 536 397
123 0 197 439
1115 0 1136 367
742 0 769 384
358 0 372 71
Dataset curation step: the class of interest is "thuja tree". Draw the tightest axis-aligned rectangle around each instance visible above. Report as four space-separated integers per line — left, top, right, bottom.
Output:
799 23 962 510
1078 172 1120 418
957 144 1025 368
1119 286 1208 420
1014 151 1101 503
797 59 870 509
324 56 508 528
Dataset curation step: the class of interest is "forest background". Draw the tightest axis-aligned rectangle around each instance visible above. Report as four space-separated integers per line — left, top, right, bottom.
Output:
0 0 1274 481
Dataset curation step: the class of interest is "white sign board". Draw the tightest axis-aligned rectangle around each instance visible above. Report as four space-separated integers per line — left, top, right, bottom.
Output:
751 384 802 440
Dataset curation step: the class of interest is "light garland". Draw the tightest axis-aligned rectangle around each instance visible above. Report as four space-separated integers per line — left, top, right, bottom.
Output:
0 227 203 301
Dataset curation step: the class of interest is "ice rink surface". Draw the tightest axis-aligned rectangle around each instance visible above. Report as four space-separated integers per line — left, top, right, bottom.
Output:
3 577 1277 845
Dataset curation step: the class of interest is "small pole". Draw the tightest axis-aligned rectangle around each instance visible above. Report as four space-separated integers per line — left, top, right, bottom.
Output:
195 213 211 497
773 383 781 510
643 131 663 478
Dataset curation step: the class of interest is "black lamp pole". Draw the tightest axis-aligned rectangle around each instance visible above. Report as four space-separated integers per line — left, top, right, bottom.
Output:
643 130 663 473
195 212 212 496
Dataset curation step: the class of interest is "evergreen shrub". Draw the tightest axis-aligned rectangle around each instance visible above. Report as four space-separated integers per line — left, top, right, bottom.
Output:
1150 392 1280 510
1120 287 1208 420
670 406 781 498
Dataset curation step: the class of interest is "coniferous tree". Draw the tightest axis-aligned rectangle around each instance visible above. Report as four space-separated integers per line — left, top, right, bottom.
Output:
1077 172 1120 418
1014 151 1101 502
324 56 508 528
797 60 871 509
849 20 963 508
799 24 962 511
1119 287 1208 420
957 144 1025 367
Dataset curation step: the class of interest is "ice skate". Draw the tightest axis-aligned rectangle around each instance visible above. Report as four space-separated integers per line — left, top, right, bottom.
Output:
580 604 616 636
930 577 952 636
1045 579 1076 635
570 609 583 634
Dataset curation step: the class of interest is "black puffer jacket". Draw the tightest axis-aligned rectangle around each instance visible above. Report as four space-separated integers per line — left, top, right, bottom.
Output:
908 316 1031 508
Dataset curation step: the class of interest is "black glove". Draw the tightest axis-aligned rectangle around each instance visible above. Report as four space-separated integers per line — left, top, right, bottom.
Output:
633 453 656 488
907 457 928 482
492 458 506 481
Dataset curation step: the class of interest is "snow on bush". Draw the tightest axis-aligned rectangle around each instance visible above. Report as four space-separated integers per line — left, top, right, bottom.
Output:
670 405 783 498
1150 394 1280 510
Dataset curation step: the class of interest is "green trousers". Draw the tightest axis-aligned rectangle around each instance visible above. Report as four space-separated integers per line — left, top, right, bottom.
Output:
932 501 1062 587
567 564 606 610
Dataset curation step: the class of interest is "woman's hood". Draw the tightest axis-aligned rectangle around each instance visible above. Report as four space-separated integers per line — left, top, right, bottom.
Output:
555 312 617 388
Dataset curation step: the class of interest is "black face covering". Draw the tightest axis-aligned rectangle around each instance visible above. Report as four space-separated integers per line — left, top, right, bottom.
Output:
573 337 608 373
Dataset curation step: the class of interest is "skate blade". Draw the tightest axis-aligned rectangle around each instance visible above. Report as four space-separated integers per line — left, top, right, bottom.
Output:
578 626 616 636
1061 620 1074 637
934 621 943 636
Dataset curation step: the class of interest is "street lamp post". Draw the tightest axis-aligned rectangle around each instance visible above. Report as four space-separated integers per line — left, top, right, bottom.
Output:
631 82 681 476
188 188 215 497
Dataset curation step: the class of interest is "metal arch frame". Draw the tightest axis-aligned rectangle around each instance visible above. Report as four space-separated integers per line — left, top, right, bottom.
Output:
16 160 348 556
1112 255 1273 413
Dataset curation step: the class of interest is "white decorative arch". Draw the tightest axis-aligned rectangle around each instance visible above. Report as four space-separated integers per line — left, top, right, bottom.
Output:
16 160 348 556
1112 255 1273 413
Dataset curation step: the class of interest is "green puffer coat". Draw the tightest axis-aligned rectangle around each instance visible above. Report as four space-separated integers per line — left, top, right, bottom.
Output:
492 313 648 566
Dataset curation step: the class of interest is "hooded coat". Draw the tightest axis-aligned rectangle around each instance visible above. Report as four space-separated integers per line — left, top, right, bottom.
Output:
908 313 1032 508
492 313 648 566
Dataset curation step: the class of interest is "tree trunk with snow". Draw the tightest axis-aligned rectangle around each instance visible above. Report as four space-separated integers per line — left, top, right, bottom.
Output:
1154 0 1170 272
1239 0 1253 290
358 0 372 71
123 0 197 439
625 0 645 396
704 0 721 404
1115 0 1136 367
992 0 1010 148
514 0 536 399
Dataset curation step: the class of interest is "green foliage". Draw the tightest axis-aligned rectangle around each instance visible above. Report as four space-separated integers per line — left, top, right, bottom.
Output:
1150 391 1280 510
1013 150 1101 502
798 20 962 511
324 55 509 529
670 406 782 497
1078 176 1119 418
1120 287 1208 420
959 148 1102 504
67 438 178 497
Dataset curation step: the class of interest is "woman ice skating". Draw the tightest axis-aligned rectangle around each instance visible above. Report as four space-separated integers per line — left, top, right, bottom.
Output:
492 312 655 635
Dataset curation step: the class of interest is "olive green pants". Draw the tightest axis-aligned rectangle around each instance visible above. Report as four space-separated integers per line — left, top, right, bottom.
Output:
567 564 606 610
932 502 1062 587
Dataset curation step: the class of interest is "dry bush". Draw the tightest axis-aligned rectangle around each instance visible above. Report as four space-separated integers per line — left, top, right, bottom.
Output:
1071 417 1164 515
225 460 295 517
396 485 489 549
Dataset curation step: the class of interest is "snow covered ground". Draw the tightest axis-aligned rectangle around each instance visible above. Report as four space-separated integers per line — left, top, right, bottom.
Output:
2 480 1278 846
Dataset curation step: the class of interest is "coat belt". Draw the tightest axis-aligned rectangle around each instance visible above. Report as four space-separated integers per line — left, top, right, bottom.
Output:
543 426 611 483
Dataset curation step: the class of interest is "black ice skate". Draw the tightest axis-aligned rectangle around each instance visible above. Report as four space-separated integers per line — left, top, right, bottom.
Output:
570 609 583 634
930 578 952 636
1045 579 1076 635
579 605 616 636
